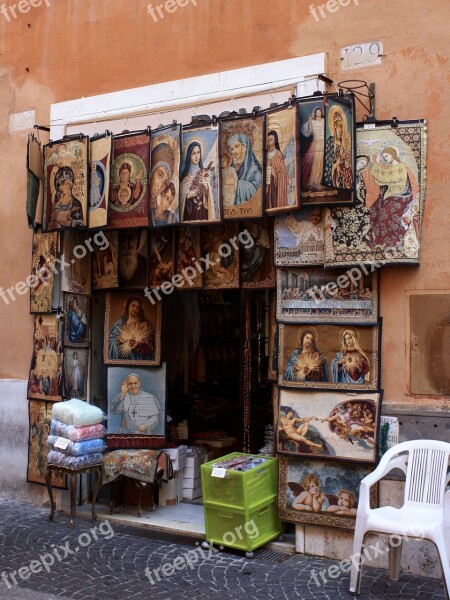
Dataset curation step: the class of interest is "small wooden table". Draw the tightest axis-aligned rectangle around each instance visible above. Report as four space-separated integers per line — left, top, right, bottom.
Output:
45 463 102 527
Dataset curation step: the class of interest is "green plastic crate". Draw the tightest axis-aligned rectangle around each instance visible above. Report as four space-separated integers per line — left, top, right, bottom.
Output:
203 495 282 552
201 453 278 510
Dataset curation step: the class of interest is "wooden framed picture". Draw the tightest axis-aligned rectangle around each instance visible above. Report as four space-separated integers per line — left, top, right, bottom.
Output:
30 231 58 313
180 125 221 224
28 400 66 488
118 230 149 289
106 364 166 449
149 229 175 289
324 121 427 266
104 291 161 366
279 456 376 529
150 125 181 227
322 95 356 192
274 209 325 267
240 220 275 288
265 104 300 215
43 136 89 231
201 223 240 289
176 226 203 290
276 268 378 324
60 231 92 295
221 115 265 220
277 388 382 463
92 231 119 290
64 347 89 400
64 292 90 347
28 314 64 402
278 323 380 390
297 97 353 207
89 133 112 230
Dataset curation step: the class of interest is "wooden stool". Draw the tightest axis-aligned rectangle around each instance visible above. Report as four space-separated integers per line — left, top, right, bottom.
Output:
109 470 164 517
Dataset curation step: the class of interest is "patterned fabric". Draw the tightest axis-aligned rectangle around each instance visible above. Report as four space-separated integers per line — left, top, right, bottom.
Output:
50 419 106 442
47 435 106 457
102 449 172 485
47 450 103 469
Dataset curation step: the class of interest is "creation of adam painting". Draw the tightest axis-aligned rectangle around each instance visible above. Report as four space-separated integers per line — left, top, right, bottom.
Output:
28 315 64 402
104 291 162 366
89 134 112 230
150 125 181 227
276 268 378 324
28 400 66 488
109 132 150 229
43 137 88 232
279 456 376 529
324 121 427 266
278 323 380 391
221 115 265 220
277 388 382 463
30 231 58 313
274 208 325 267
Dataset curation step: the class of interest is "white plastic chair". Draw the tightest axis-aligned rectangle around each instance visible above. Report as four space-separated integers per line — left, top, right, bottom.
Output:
349 439 450 597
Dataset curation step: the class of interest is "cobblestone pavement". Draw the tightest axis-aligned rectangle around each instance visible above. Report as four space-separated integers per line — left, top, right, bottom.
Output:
0 498 446 600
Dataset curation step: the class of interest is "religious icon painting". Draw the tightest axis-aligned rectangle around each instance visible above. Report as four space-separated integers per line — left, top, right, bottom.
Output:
322 95 356 193
277 323 380 391
30 230 58 314
274 209 325 267
297 97 353 207
103 291 162 367
92 231 119 290
118 230 149 289
240 220 275 289
149 229 175 289
220 114 265 220
175 226 203 290
180 125 221 225
106 364 167 449
109 131 150 229
28 314 64 402
149 124 182 227
64 347 89 400
43 135 89 232
277 388 382 463
60 230 92 295
324 121 427 266
276 268 378 324
278 456 376 529
201 223 240 289
89 133 113 230
27 134 43 229
265 104 300 215
27 400 66 488
63 292 90 347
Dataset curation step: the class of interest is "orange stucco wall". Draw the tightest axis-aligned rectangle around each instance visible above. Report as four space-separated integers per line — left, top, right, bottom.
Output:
0 0 449 407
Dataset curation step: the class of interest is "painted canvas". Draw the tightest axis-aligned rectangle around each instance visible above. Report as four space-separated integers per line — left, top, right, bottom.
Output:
28 315 64 402
109 132 150 228
240 220 275 288
176 226 203 290
221 115 265 220
265 104 300 215
118 230 149 289
63 292 90 347
274 209 325 266
202 223 240 289
180 125 221 224
279 456 376 529
43 137 88 231
150 125 181 227
324 121 427 266
89 133 112 229
60 231 92 295
104 291 162 366
92 231 119 290
149 229 175 289
64 347 89 400
30 231 58 313
278 323 380 390
276 268 378 324
322 96 355 192
277 388 382 462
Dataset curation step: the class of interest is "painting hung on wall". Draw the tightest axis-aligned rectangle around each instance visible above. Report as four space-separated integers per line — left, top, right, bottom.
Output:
265 104 300 215
64 347 89 400
104 291 162 366
274 209 325 266
322 96 355 192
64 292 90 347
109 131 150 228
240 221 275 288
28 400 66 488
89 133 112 230
149 229 175 289
278 323 380 390
276 268 378 324
175 226 203 290
106 364 167 449
92 231 119 290
202 223 240 289
324 121 427 266
60 231 93 295
28 315 64 402
297 97 353 207
279 456 376 529
180 125 221 224
150 124 181 227
277 388 382 463
118 230 149 289
30 231 58 313
221 115 265 220
43 136 89 231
